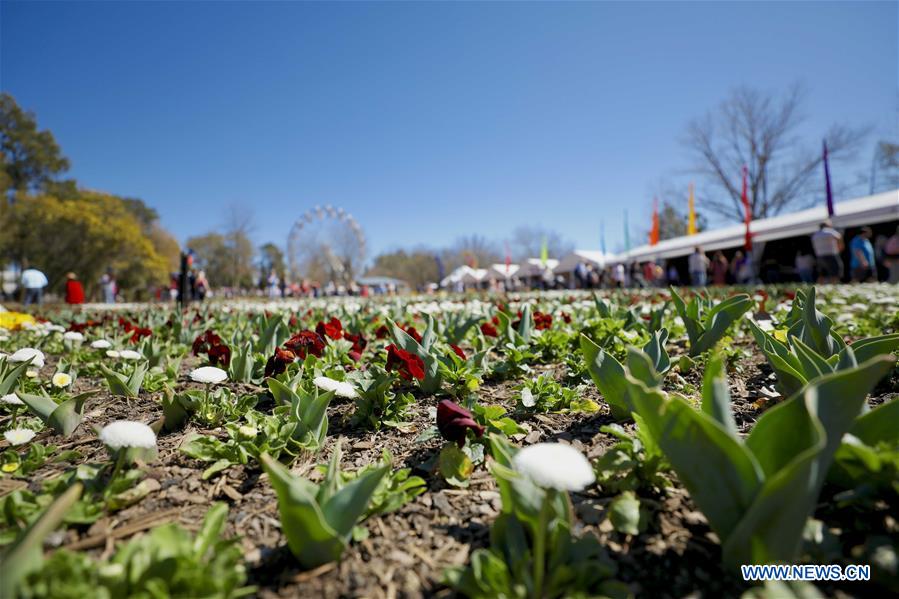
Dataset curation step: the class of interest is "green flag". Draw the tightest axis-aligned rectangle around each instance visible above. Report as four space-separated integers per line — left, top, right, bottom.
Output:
540 236 548 265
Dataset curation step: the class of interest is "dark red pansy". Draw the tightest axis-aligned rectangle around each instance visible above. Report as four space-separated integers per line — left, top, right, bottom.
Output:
480 322 498 338
264 347 297 377
436 399 484 447
344 331 368 354
316 317 344 340
129 327 152 343
561 312 572 324
375 324 390 339
207 343 231 367
450 344 466 360
385 344 425 381
348 350 362 362
533 311 552 330
284 330 325 359
402 325 423 344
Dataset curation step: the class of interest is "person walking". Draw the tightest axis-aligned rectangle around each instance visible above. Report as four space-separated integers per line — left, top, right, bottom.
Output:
100 272 116 303
811 221 844 283
21 266 48 306
794 250 816 284
64 272 85 305
195 270 209 301
710 251 729 286
688 246 710 286
884 226 899 284
849 226 875 282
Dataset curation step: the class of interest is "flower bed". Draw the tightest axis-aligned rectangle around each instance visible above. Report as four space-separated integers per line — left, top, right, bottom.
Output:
0 284 897 598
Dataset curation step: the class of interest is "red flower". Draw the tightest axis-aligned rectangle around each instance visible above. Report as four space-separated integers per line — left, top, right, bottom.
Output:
450 344 466 360
385 344 425 381
129 327 152 343
533 311 552 330
284 330 325 359
436 399 484 447
561 312 572 324
402 325 423 344
265 347 297 377
207 343 231 367
192 330 223 355
480 322 498 338
316 317 343 340
375 324 390 339
344 331 368 354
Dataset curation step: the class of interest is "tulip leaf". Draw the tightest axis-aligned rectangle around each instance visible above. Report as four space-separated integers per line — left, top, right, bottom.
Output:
439 443 474 487
701 355 738 438
322 462 389 537
845 332 899 364
580 334 632 421
0 482 84 598
386 317 442 394
626 376 763 541
0 357 32 396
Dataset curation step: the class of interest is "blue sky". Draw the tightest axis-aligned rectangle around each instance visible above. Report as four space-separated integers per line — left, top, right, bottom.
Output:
1 1 896 257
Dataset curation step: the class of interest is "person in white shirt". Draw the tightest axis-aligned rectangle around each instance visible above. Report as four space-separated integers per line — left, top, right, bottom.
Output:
21 267 48 306
794 250 816 284
811 221 844 283
688 246 710 286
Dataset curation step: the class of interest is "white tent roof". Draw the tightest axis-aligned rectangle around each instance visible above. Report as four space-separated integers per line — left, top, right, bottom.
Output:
440 265 474 286
622 190 898 263
554 250 618 273
461 268 489 283
486 263 520 279
518 258 560 277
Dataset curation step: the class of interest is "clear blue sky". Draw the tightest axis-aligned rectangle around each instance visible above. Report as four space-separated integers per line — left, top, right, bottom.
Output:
1 1 896 257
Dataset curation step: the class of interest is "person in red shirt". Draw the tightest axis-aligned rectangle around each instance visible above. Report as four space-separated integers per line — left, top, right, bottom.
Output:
65 272 85 304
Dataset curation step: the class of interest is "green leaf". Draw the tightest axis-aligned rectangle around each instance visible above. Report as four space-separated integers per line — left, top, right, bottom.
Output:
0 358 32 396
701 355 738 438
322 463 389 537
192 502 228 559
845 333 899 364
627 376 762 541
439 443 473 487
580 334 632 421
608 491 645 535
259 452 343 568
0 482 83 598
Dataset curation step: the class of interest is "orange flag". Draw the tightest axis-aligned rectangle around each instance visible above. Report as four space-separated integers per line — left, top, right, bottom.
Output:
649 197 660 246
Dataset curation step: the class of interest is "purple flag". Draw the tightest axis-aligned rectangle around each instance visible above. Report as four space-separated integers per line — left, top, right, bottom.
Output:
823 139 834 217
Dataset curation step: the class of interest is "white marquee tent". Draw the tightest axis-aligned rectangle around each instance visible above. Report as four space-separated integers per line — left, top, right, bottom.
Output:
621 190 898 263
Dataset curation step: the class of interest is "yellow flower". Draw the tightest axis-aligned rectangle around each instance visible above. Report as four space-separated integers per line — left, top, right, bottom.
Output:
0 312 36 331
52 372 73 388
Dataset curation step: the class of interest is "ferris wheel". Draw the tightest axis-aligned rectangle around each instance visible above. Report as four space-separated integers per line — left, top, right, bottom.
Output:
287 204 366 285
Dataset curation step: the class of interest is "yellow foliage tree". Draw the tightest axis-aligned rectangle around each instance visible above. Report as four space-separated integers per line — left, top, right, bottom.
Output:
3 191 170 299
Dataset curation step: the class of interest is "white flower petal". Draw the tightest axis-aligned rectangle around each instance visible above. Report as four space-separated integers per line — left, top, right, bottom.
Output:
189 366 228 384
99 421 157 450
513 442 595 492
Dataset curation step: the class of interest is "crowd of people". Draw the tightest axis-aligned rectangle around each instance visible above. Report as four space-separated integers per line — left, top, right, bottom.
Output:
8 268 118 306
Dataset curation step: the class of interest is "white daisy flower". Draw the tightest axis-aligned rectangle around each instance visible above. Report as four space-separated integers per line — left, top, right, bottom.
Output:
106 350 121 359
8 348 45 368
313 376 358 398
52 372 73 388
91 339 112 349
46 324 66 333
189 366 228 384
63 331 84 342
512 442 596 492
99 421 157 450
118 350 144 361
4 428 35 446
1 393 23 406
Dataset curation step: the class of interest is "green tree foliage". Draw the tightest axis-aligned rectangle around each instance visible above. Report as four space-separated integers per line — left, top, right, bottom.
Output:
367 249 440 289
258 242 286 282
0 93 70 193
658 200 707 241
187 231 255 289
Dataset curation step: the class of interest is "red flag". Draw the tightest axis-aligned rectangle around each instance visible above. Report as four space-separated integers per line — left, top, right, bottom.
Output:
649 197 660 246
504 242 511 274
742 166 753 250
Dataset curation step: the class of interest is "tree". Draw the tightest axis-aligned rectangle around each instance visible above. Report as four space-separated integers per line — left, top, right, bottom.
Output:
508 226 574 261
367 249 440 289
656 200 707 241
682 85 868 221
445 234 501 270
0 93 70 194
1 191 169 297
872 141 899 192
258 242 286 283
